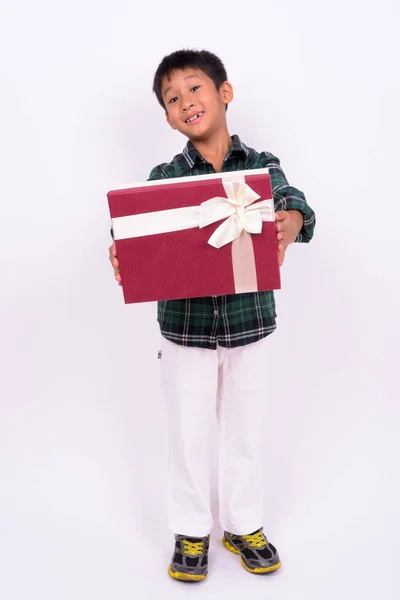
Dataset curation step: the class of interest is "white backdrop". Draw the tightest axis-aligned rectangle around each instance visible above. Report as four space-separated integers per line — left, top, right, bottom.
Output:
1 1 399 598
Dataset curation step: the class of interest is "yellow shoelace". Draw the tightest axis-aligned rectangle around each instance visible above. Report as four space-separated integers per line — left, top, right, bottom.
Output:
242 531 266 548
183 540 204 555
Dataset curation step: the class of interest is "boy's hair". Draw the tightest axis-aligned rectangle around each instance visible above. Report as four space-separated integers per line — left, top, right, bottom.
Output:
152 49 228 110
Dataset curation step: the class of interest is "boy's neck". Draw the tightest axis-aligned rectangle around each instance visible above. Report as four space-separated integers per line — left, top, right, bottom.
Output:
189 127 232 173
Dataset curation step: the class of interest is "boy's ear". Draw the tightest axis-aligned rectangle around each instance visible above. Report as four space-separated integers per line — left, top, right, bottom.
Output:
220 81 234 106
165 110 177 130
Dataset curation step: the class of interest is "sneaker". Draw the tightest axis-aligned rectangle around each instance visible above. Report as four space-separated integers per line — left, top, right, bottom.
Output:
168 534 210 582
222 528 281 574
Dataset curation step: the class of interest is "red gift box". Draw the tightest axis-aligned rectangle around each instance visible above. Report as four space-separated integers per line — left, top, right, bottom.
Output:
107 169 281 304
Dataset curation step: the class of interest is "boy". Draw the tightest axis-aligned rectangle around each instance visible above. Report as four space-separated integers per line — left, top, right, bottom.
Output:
109 49 315 582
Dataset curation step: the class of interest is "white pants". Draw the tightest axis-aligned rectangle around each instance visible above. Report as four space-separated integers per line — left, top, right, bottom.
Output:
160 336 270 537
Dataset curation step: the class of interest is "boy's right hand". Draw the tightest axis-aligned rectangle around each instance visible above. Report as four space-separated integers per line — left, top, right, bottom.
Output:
109 243 122 285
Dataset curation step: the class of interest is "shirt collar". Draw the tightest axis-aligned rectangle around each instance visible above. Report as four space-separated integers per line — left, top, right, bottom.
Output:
177 134 249 172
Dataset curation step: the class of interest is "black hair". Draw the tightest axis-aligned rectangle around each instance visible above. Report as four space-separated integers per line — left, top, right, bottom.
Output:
152 49 228 110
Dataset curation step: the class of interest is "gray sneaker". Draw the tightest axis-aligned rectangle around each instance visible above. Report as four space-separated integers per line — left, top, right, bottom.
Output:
168 534 210 582
222 528 281 574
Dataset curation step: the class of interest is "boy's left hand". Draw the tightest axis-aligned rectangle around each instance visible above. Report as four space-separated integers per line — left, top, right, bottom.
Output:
275 210 304 266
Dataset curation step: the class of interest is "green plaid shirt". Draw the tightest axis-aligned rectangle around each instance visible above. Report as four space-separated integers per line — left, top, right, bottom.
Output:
147 135 316 349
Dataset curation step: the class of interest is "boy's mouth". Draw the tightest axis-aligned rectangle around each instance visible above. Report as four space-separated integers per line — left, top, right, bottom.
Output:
185 111 204 124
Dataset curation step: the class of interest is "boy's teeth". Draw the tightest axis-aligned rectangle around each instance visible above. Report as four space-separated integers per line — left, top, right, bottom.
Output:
187 112 203 122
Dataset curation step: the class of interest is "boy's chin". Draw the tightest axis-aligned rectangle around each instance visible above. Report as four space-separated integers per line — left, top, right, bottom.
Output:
187 132 206 141
182 127 209 142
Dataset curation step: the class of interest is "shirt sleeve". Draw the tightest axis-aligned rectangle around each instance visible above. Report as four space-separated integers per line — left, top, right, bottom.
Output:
147 164 169 181
262 152 316 243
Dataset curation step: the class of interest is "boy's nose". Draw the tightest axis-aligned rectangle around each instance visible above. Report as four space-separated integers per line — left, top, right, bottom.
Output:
181 102 194 112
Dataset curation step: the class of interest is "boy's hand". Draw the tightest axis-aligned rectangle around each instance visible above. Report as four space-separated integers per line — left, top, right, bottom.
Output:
275 210 304 266
109 243 122 285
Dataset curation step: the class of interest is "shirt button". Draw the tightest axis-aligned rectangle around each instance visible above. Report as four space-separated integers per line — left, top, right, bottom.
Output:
213 309 219 316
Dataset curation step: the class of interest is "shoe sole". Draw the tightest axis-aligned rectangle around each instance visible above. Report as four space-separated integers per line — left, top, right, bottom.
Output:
168 564 207 582
222 536 282 575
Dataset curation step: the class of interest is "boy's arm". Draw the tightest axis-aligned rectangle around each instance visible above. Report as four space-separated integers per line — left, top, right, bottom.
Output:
263 153 316 243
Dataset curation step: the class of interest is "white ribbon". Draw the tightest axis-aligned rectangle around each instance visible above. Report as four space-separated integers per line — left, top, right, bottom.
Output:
111 180 274 248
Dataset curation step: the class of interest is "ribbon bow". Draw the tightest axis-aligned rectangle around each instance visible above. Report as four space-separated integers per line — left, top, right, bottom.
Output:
199 181 273 248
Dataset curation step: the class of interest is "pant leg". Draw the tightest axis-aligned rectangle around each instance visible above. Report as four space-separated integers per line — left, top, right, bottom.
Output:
217 337 270 534
160 337 218 537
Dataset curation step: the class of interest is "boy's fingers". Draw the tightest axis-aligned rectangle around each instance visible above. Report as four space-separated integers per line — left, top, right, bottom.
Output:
277 244 285 266
277 239 287 250
108 243 121 284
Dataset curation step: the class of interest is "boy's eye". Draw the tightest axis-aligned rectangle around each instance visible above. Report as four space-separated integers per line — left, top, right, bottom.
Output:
191 85 200 92
169 97 178 104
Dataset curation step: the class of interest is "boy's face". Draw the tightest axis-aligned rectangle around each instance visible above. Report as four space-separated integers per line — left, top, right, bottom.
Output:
161 68 233 141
